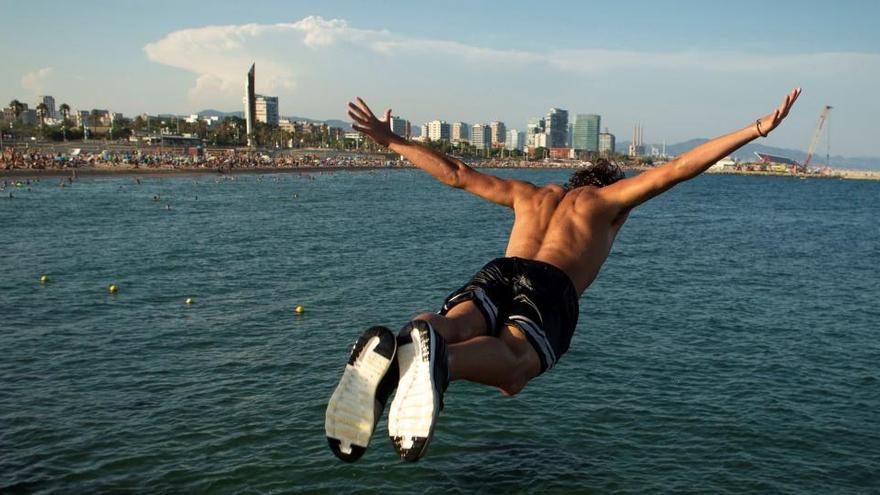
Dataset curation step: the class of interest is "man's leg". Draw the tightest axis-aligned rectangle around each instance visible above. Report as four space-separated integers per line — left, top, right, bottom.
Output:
411 300 488 344
447 325 542 396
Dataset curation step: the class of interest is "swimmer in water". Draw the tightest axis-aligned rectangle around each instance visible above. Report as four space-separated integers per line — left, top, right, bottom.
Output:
326 89 802 462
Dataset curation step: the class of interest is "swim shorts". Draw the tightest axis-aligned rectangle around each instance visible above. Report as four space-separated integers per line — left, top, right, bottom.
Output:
439 257 579 373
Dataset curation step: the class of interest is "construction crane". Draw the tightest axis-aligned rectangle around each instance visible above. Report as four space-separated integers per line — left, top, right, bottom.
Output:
803 105 832 172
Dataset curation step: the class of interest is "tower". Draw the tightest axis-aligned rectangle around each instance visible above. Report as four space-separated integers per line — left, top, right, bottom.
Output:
245 63 256 147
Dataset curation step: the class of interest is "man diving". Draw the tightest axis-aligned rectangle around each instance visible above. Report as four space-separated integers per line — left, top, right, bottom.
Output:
325 88 802 462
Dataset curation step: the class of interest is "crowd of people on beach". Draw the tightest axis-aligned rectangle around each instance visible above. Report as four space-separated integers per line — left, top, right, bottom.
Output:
0 148 400 171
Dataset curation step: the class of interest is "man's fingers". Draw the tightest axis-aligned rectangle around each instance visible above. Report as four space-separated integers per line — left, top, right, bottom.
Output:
352 123 368 132
348 102 369 121
383 109 392 123
355 97 376 118
347 110 370 126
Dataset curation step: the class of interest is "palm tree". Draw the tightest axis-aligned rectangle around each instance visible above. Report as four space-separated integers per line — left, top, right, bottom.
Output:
36 102 48 128
59 103 71 141
8 99 24 119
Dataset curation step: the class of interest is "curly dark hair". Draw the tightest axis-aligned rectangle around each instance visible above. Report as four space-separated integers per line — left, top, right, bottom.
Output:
564 158 625 190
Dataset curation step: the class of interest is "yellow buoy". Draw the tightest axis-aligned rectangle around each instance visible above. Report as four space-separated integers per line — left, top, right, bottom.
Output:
294 305 305 314
40 275 49 283
186 298 194 305
108 284 119 294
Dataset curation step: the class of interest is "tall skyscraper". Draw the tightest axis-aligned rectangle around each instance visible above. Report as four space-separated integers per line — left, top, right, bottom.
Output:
452 122 470 143
489 121 506 147
426 120 450 141
599 128 616 156
545 108 568 148
572 114 601 152
245 63 256 147
472 124 491 150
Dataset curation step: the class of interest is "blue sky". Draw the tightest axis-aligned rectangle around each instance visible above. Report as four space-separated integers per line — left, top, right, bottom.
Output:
2 0 878 156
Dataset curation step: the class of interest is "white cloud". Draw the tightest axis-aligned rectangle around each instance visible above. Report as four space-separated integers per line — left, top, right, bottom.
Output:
145 16 880 99
21 67 54 94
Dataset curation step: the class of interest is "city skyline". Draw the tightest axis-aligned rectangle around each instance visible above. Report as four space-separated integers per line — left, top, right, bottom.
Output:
2 1 879 156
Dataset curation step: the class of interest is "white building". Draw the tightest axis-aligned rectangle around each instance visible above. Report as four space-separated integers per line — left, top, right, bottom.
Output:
472 124 491 150
489 121 506 147
242 94 280 125
505 129 523 151
534 132 549 148
599 130 616 156
426 120 450 142
452 122 470 143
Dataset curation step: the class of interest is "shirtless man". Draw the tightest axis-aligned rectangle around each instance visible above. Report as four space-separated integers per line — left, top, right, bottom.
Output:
326 88 801 462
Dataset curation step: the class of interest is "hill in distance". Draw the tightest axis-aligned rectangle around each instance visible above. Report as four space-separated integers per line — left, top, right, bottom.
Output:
618 139 880 171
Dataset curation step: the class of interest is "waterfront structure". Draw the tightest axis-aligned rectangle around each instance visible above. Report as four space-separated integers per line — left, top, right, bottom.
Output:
245 63 256 147
37 95 56 119
628 124 645 157
472 124 491 150
426 120 450 142
452 121 470 143
572 114 601 152
545 108 568 148
599 129 616 156
489 121 506 147
505 129 523 151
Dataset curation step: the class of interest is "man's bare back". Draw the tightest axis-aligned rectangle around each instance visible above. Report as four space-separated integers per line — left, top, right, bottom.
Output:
327 89 801 463
505 184 624 294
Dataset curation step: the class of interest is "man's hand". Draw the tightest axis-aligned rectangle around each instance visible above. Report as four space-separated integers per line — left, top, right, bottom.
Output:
757 87 801 137
347 97 399 147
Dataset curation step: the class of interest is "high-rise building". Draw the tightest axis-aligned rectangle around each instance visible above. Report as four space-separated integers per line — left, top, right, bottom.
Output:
37 95 56 119
426 120 450 141
389 116 410 139
572 114 601 152
599 128 616 156
505 129 523 151
472 124 491 150
489 121 506 147
255 95 279 126
545 108 568 148
452 121 470 143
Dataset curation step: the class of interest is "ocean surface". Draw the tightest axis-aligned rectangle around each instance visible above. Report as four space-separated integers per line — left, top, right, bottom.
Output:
1 169 878 494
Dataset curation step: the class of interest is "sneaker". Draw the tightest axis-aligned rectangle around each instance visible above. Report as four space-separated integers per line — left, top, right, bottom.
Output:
325 326 399 462
388 320 449 462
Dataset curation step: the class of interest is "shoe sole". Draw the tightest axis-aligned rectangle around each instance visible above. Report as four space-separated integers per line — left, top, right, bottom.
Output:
325 326 396 462
388 322 440 462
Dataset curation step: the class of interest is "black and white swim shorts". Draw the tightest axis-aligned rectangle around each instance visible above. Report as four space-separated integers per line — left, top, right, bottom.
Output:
439 257 579 373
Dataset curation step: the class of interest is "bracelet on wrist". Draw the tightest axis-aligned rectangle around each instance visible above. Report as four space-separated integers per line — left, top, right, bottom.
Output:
755 119 768 138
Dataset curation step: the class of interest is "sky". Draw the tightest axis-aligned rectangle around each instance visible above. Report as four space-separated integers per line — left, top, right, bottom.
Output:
2 0 879 156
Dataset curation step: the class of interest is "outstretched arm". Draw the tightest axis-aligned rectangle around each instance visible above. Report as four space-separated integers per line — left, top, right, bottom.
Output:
601 88 802 211
347 97 535 207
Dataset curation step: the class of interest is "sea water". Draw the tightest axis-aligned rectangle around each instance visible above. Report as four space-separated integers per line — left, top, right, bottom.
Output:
1 169 878 493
